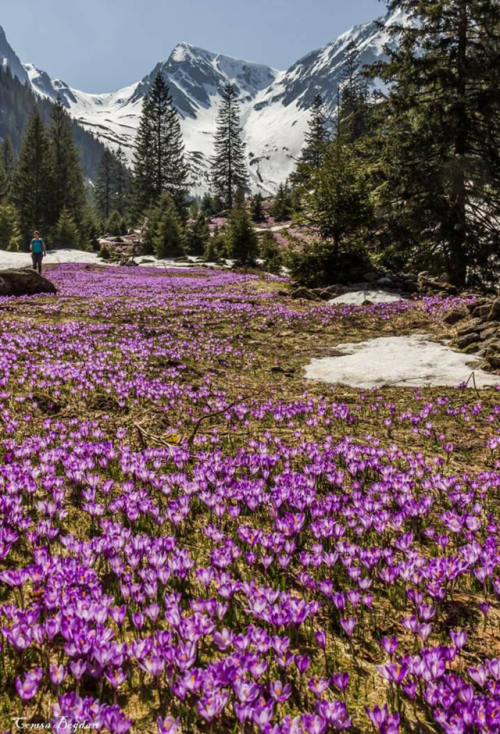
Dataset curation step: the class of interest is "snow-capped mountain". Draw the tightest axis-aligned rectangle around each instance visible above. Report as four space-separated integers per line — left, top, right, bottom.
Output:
0 25 29 85
0 11 400 194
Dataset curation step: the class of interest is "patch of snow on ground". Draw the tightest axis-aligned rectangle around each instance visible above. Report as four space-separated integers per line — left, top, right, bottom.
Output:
0 250 205 271
330 289 404 305
305 335 500 389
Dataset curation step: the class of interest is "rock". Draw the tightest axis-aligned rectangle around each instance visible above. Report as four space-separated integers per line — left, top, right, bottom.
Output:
477 340 500 358
290 287 320 301
363 271 380 283
457 319 483 337
443 308 467 325
0 268 57 297
377 276 394 287
140 258 155 264
456 332 481 349
480 327 500 341
419 277 458 295
468 298 488 313
487 355 500 370
472 304 492 319
488 298 500 322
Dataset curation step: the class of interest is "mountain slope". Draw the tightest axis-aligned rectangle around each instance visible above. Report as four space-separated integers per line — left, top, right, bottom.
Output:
0 12 400 192
0 26 28 85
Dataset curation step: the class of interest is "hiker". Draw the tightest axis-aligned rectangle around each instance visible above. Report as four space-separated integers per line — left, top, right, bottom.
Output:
30 231 46 275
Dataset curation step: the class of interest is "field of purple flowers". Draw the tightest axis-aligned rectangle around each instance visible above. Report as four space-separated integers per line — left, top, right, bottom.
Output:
1 263 500 734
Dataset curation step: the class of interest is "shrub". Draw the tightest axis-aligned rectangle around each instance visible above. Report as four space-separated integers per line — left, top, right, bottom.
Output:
259 232 283 274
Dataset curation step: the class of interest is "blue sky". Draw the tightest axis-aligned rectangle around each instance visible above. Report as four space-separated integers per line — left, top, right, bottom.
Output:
2 0 384 92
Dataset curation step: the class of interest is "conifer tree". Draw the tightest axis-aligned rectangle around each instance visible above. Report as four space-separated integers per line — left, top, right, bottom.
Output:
47 98 86 232
153 193 186 258
114 148 131 214
1 137 16 180
1 137 16 198
271 182 293 222
0 203 21 251
95 149 116 220
12 108 50 245
133 91 155 214
133 72 189 214
53 208 81 249
339 41 370 143
186 211 210 256
201 193 215 216
0 157 8 202
292 94 329 187
228 201 258 265
370 0 500 285
259 231 282 274
298 138 372 257
211 83 249 210
251 193 265 223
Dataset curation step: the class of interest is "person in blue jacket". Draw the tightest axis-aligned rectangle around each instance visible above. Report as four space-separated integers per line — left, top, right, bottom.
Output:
30 231 46 274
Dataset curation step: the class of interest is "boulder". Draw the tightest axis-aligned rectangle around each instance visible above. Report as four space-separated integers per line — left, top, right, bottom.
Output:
457 318 483 337
443 308 467 325
290 287 321 301
456 332 480 349
472 304 492 319
479 327 500 341
488 298 500 322
487 354 500 370
467 299 488 313
0 268 57 297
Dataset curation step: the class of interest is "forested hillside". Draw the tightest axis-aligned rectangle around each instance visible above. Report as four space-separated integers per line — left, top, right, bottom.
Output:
0 67 111 179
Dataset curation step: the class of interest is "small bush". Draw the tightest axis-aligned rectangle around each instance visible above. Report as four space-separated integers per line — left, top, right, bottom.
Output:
204 233 228 263
259 232 283 274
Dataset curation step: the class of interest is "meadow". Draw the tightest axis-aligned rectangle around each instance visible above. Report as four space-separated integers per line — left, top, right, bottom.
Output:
1 264 499 734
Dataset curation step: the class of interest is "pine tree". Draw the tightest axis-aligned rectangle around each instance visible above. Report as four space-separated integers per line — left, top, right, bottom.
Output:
259 231 282 274
228 201 258 265
133 91 155 214
0 157 8 202
0 203 21 251
1 137 16 199
298 138 372 257
338 41 370 143
153 193 186 258
211 83 249 211
133 72 189 214
186 211 210 256
292 94 329 187
53 208 81 249
47 98 86 232
370 0 500 285
201 193 215 216
114 148 130 214
271 182 293 222
251 193 265 223
106 210 127 237
95 149 116 220
1 137 16 179
12 108 50 245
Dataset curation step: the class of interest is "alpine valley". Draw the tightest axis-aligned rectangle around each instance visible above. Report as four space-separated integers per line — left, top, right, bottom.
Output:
0 10 404 194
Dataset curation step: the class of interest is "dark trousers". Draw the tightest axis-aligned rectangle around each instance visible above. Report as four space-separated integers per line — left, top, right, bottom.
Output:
32 252 43 274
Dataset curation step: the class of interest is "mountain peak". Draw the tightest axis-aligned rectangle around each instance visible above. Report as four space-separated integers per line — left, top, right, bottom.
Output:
0 25 29 84
169 41 215 64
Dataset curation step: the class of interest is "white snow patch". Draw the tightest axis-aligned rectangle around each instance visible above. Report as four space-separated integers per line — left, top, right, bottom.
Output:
330 290 404 305
0 250 204 271
305 335 500 389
